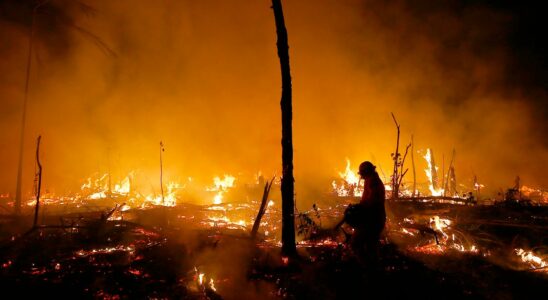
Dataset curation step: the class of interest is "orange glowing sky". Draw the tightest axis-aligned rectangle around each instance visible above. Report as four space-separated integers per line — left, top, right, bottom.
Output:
1 0 547 202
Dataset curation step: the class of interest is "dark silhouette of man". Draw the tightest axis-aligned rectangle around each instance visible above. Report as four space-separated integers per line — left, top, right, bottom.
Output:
351 161 386 266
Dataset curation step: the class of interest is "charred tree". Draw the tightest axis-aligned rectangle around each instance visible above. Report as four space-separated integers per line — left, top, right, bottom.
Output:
272 0 297 257
443 149 455 197
514 176 521 200
428 149 440 191
390 114 410 199
14 3 39 216
14 1 114 215
33 136 42 228
390 113 401 199
251 177 275 239
411 135 417 197
396 143 411 193
448 166 457 197
160 141 165 204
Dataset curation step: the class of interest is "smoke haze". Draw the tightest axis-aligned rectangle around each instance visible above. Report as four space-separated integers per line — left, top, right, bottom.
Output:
1 0 546 204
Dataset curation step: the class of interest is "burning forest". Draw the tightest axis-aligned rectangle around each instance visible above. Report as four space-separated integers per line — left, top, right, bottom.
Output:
1 0 547 299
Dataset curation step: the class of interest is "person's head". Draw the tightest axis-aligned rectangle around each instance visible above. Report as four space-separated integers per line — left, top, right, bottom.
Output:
358 161 376 178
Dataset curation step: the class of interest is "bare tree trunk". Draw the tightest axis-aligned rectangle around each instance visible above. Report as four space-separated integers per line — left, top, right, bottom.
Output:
441 154 445 196
272 0 296 257
107 148 112 198
411 135 416 197
160 141 165 204
429 149 439 191
397 143 411 190
15 7 38 216
443 149 455 196
33 136 42 228
448 166 457 196
391 113 400 199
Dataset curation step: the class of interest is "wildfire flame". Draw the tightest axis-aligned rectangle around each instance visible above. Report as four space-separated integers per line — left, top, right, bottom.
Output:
195 267 217 291
144 182 180 207
521 186 548 204
207 175 236 204
332 159 362 197
515 248 548 271
407 215 479 255
423 149 444 196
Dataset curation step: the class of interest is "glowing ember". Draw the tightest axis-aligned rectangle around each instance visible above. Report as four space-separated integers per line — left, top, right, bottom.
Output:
75 245 135 257
451 244 478 253
128 268 143 276
297 238 340 248
2 260 12 268
412 243 446 255
401 228 416 236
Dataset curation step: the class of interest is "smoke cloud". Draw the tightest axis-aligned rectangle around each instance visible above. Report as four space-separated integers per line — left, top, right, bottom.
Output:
1 0 546 204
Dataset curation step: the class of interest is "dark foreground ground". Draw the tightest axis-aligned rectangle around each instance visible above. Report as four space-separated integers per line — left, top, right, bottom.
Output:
0 203 547 299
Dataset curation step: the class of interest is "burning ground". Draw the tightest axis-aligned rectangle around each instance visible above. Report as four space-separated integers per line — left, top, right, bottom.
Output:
1 170 547 299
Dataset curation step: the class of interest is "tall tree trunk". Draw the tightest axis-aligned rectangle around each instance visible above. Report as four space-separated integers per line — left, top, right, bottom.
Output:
272 0 296 257
411 134 416 197
15 7 38 216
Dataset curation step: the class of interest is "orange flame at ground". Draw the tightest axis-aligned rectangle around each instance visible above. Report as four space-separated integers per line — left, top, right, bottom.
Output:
332 159 362 197
143 182 180 207
521 186 548 204
515 248 548 272
207 175 236 204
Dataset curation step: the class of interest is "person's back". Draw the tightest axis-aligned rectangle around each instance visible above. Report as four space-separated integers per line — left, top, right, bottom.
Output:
360 170 386 232
351 161 386 266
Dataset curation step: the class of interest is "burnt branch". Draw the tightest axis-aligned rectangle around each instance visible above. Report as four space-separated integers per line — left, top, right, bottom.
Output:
251 177 275 239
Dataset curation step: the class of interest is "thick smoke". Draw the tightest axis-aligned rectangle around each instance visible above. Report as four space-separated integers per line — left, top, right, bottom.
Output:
0 0 546 204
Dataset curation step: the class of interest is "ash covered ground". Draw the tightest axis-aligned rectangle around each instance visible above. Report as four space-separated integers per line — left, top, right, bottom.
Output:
1 191 547 299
